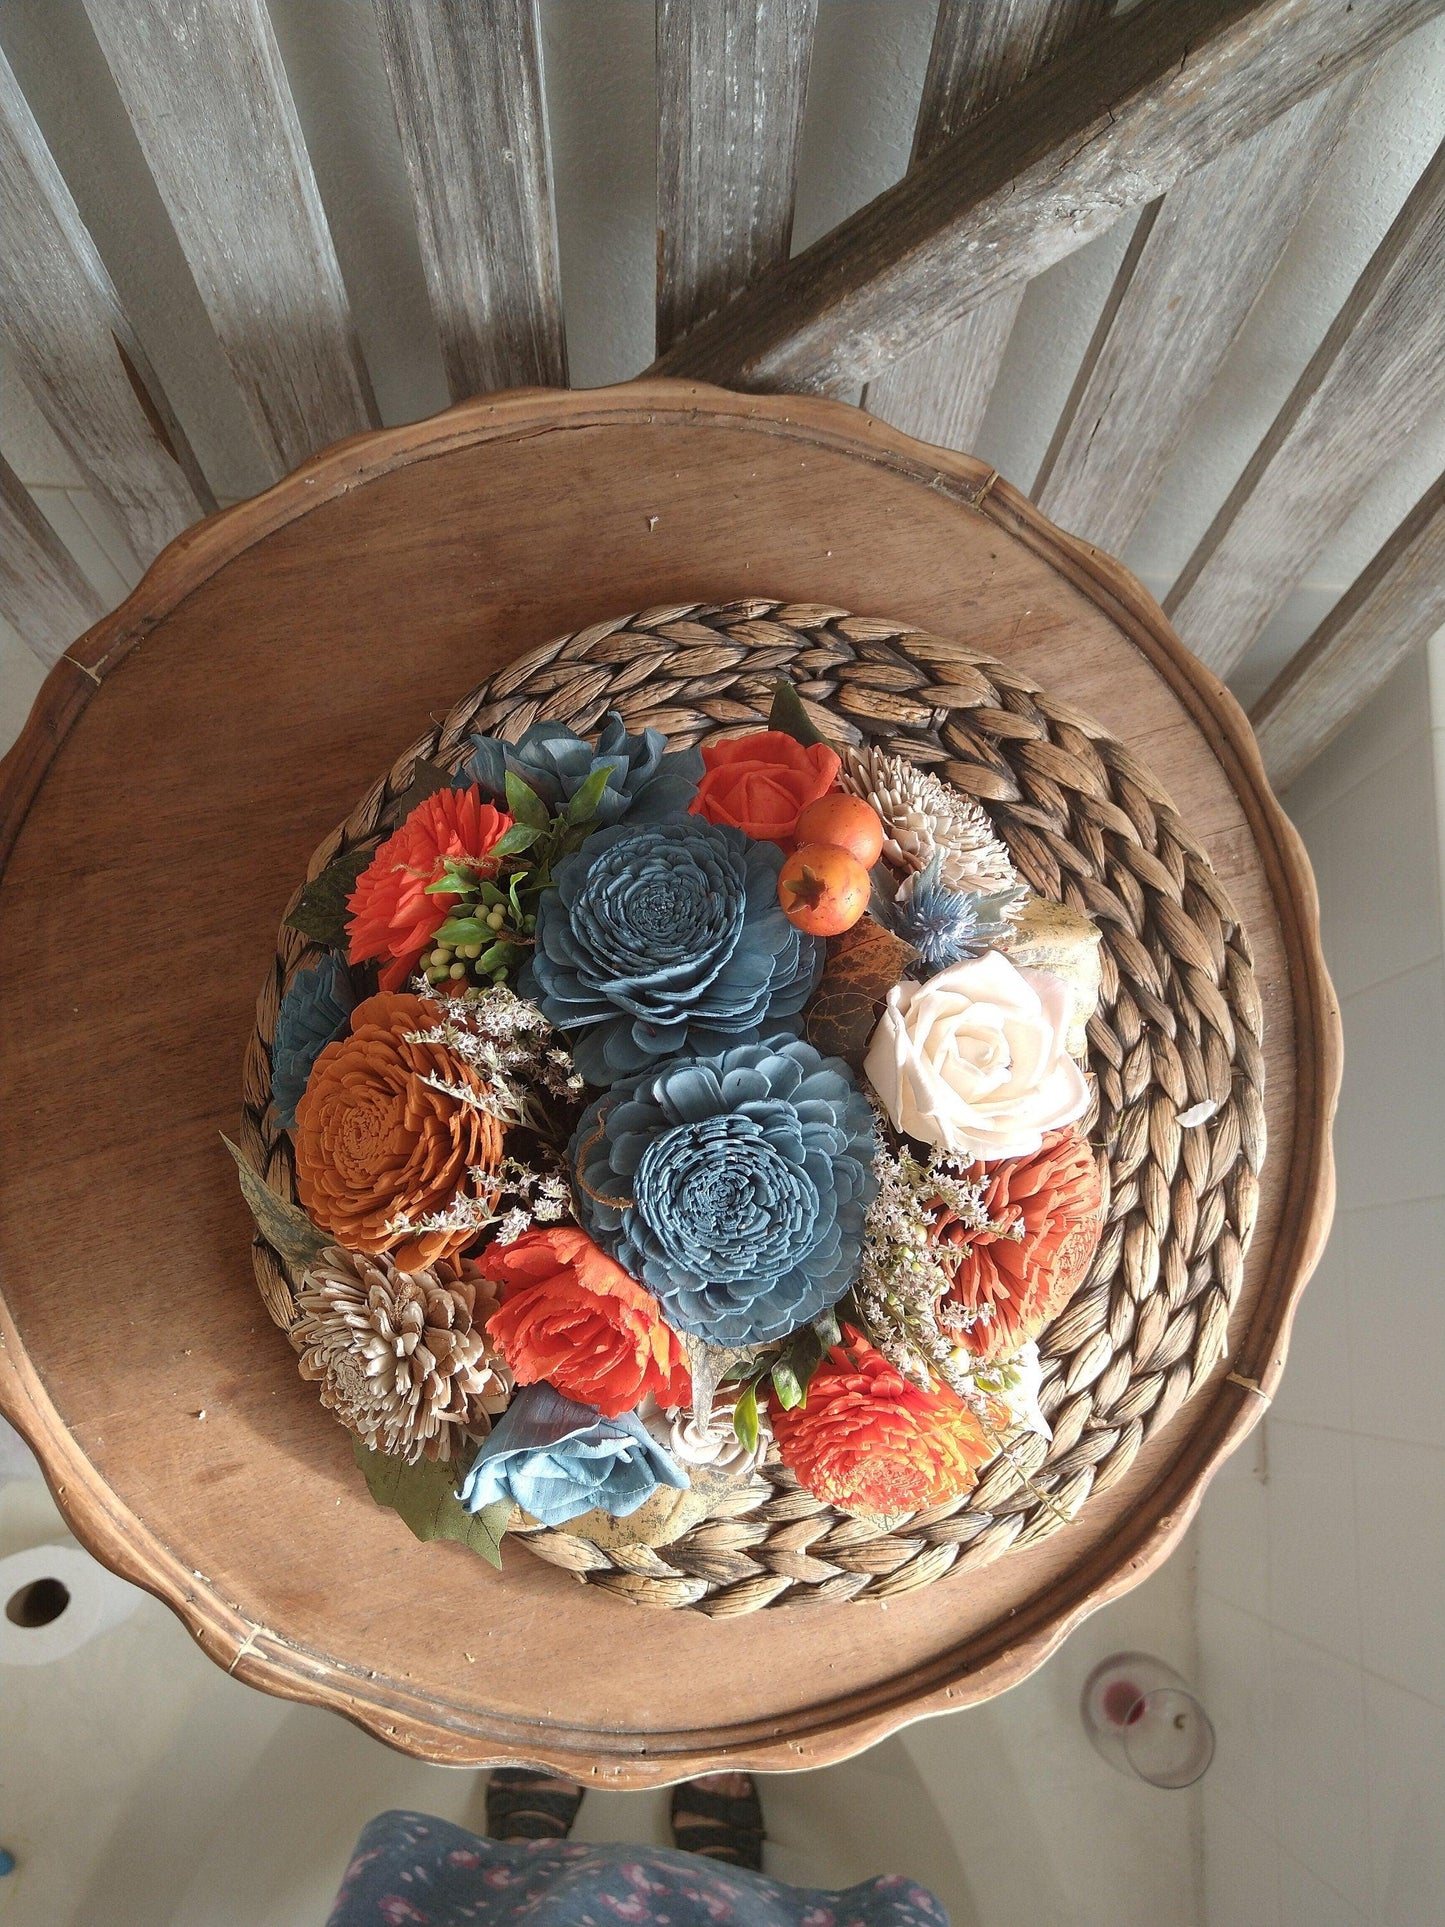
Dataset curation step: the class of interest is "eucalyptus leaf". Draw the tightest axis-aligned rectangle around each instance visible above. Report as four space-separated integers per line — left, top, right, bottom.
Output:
222 1135 328 1271
391 756 452 819
284 845 371 945
733 1381 760 1454
352 1440 509 1568
504 771 551 830
768 679 829 749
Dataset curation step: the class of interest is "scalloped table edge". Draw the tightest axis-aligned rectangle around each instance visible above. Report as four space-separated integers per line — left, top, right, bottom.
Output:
0 377 1341 1783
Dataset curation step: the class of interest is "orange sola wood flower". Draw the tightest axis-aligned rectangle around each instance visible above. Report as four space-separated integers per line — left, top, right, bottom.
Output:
294 992 505 1270
936 1125 1106 1363
769 1328 993 1516
478 1226 692 1420
347 785 512 991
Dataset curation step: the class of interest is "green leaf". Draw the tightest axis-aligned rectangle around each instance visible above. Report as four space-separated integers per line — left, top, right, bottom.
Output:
222 1135 329 1271
770 1359 805 1410
435 916 488 946
476 940 513 972
479 881 508 907
352 1440 509 1567
768 679 829 749
491 822 541 858
284 845 371 944
565 764 614 825
391 756 453 819
425 859 479 897
813 1307 842 1351
504 771 551 830
733 1381 760 1453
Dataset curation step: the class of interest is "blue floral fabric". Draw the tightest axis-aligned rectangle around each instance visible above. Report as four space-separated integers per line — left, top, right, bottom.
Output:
523 814 822 1084
571 1039 878 1347
326 1810 951 1927
458 713 703 827
459 1384 687 1528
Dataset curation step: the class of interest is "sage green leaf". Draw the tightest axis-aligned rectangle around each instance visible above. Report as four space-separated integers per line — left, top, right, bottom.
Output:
504 771 551 830
352 1440 510 1567
768 679 829 748
391 756 452 819
733 1381 760 1453
222 1135 328 1270
284 846 371 944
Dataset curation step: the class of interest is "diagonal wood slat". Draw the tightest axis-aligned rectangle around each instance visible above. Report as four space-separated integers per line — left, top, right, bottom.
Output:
655 0 818 356
0 457 106 665
1033 77 1364 553
1166 138 1445 674
652 0 1442 395
864 0 1110 453
0 47 210 565
373 0 566 399
81 0 378 478
1252 475 1445 790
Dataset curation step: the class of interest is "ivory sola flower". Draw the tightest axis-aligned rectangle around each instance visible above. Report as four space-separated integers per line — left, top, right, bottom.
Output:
346 786 512 991
770 1328 994 1516
294 992 505 1269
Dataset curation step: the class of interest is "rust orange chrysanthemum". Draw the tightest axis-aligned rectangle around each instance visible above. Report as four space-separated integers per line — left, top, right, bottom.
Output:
769 1328 994 1516
477 1225 692 1420
293 991 504 1270
936 1125 1106 1363
347 786 513 991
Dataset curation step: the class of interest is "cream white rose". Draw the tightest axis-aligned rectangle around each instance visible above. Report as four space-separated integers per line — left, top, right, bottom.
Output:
863 949 1089 1160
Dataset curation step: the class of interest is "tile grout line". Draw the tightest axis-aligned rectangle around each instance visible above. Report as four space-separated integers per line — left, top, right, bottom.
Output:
1196 1585 1445 1717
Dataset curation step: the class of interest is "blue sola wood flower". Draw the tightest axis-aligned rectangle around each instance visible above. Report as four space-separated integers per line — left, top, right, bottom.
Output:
270 953 355 1129
571 1037 879 1348
521 812 824 1084
459 1383 687 1528
457 711 702 826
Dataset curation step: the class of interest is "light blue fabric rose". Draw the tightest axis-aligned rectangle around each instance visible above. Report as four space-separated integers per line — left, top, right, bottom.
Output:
457 712 702 826
270 953 355 1129
571 1037 879 1347
521 812 823 1083
459 1382 687 1528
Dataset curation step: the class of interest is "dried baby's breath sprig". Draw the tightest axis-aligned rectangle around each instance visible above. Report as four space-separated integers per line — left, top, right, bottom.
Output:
383 1151 573 1246
403 983 584 1138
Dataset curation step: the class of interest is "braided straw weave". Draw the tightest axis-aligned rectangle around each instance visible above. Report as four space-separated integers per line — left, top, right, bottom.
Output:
240 600 1265 1614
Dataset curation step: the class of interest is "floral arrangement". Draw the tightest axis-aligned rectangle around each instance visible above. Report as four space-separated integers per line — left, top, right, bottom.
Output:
244 684 1109 1568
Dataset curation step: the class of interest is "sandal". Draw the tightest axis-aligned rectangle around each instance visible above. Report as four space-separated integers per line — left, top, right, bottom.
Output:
669 1772 765 1870
485 1767 584 1842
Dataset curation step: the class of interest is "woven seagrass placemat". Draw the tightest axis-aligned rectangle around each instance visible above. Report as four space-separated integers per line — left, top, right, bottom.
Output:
240 599 1264 1613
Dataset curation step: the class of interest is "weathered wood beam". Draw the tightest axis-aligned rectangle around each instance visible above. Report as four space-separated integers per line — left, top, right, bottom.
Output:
865 0 1110 452
1033 77 1363 552
0 458 106 665
0 47 210 564
1166 138 1445 673
373 0 566 399
1251 476 1445 791
81 0 378 478
655 0 818 357
652 0 1443 395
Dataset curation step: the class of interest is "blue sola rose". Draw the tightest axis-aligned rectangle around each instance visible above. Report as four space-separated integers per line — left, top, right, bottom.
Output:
571 1037 879 1348
521 812 824 1084
270 953 355 1130
457 710 702 826
459 1383 687 1528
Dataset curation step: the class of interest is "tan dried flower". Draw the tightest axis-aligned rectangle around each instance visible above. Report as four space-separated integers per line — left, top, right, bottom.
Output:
838 744 1017 896
295 1248 512 1463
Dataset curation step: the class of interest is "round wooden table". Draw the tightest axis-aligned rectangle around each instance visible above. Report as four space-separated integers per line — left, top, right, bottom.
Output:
0 380 1337 1784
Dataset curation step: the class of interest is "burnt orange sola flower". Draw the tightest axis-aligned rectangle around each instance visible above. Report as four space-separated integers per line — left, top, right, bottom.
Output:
294 992 505 1270
770 1328 993 1516
347 785 512 991
937 1125 1105 1363
477 1225 692 1419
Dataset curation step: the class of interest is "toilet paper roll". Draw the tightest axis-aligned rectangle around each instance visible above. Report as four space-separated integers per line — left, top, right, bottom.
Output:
0 1542 143 1666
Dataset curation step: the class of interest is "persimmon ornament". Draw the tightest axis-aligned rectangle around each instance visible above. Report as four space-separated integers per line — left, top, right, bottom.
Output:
777 842 871 936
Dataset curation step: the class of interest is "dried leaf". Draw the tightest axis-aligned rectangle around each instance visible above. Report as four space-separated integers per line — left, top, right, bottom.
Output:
391 755 453 819
222 1135 329 1271
682 1332 758 1432
769 678 829 748
284 846 371 945
352 1440 510 1567
804 917 918 1068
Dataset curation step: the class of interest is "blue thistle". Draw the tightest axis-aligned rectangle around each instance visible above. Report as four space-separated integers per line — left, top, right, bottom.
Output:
877 856 1027 973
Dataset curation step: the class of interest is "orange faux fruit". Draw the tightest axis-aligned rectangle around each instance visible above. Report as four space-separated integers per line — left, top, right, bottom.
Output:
794 792 886 868
778 842 872 936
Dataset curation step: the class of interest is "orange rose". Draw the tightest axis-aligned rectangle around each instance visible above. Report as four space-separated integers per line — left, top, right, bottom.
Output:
478 1226 692 1419
769 1328 993 1515
689 730 842 846
294 992 504 1269
347 786 512 991
937 1126 1105 1362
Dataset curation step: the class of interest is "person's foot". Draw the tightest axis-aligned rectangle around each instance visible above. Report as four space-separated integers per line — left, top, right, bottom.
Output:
485 1767 584 1842
669 1771 765 1870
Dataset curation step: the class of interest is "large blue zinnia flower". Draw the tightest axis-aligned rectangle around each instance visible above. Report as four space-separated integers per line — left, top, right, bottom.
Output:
270 953 355 1129
571 1037 879 1347
457 711 701 826
522 812 823 1083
